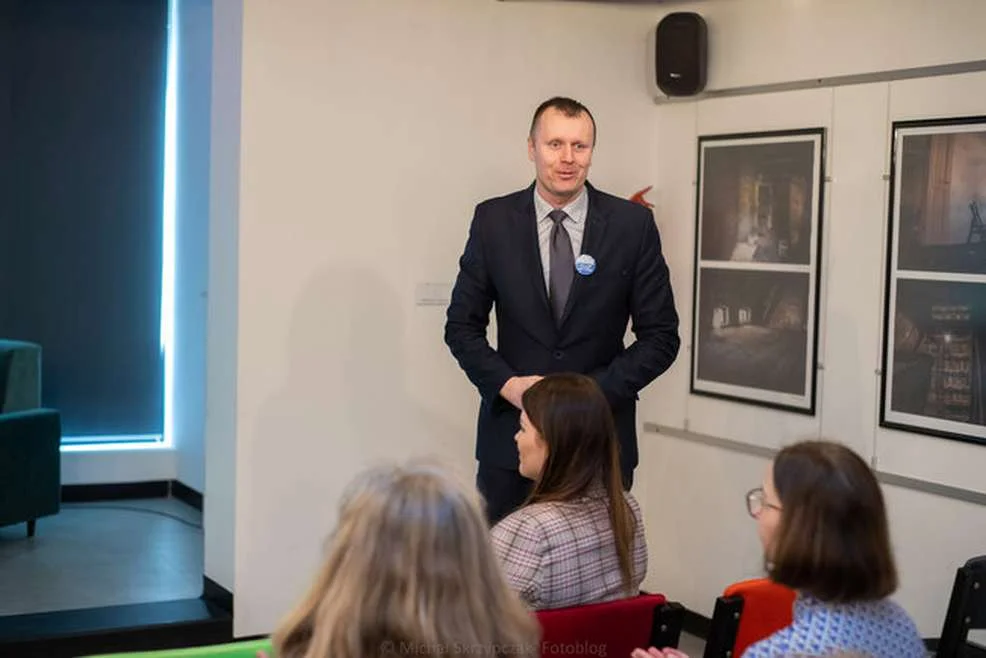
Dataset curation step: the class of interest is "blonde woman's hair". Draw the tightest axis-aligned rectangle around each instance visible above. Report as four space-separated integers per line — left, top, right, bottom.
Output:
272 462 540 658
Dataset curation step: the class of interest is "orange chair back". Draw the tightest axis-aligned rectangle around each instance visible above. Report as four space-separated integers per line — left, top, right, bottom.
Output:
723 578 795 657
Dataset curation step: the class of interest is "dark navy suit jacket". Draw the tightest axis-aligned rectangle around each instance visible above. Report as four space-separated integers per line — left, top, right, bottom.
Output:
444 182 680 473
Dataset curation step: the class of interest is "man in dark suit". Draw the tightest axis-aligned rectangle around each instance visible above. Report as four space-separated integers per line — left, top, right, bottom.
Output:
444 97 680 524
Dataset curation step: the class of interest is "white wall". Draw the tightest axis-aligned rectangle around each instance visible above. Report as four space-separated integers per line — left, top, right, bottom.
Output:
204 0 242 594
639 0 986 637
173 0 213 495
222 0 665 636
60 447 177 486
689 0 986 93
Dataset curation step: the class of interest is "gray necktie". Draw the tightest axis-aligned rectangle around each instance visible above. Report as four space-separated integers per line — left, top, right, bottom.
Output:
548 209 574 323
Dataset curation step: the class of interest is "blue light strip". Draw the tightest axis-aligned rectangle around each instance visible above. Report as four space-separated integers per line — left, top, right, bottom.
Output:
160 0 179 449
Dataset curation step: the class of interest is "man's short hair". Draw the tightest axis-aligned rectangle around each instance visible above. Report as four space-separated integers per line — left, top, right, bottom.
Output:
529 97 596 146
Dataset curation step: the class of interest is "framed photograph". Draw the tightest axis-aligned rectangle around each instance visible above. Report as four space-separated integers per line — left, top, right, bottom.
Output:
690 129 826 413
880 118 986 444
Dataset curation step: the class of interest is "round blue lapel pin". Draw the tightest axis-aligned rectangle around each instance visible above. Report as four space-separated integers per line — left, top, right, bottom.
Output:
575 254 596 276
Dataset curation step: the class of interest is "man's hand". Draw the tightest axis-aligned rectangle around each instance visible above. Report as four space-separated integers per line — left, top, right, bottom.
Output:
499 375 543 409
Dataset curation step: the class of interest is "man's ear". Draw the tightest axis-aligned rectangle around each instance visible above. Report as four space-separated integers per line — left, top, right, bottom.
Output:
527 136 535 163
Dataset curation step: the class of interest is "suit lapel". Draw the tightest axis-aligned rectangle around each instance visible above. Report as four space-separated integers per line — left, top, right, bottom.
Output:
558 184 609 329
513 187 555 337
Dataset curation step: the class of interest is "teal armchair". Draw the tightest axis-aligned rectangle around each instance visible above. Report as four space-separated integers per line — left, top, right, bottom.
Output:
0 339 42 412
0 339 61 537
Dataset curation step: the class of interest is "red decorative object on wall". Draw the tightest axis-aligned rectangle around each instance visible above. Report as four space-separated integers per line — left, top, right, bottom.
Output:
629 185 654 209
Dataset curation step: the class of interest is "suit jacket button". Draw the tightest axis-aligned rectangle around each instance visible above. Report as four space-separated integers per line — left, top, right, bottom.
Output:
553 350 564 360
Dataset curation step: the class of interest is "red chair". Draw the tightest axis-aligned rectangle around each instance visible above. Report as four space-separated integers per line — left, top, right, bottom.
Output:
536 594 683 658
703 578 795 658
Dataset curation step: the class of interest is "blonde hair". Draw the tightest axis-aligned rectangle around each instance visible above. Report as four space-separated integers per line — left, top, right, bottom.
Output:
272 462 540 658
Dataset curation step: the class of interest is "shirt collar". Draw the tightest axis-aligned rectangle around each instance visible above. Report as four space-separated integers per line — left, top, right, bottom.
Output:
793 592 832 617
533 185 587 225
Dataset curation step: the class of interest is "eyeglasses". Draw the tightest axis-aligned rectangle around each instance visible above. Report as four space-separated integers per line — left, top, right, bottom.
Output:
746 487 782 518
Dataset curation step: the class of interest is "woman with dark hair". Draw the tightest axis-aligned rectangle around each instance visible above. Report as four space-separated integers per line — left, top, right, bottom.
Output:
490 373 647 610
634 440 924 658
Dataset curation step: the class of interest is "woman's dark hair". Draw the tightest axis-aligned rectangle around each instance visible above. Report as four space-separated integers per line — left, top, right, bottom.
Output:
520 373 635 593
768 440 897 602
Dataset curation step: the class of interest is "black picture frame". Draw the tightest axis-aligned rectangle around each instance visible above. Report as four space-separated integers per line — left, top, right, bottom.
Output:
879 116 986 446
689 128 826 414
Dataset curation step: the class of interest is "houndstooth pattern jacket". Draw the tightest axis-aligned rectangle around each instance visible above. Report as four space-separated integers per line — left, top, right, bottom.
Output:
490 488 647 610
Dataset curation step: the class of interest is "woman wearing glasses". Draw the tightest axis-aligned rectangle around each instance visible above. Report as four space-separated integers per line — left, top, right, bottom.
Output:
634 440 925 658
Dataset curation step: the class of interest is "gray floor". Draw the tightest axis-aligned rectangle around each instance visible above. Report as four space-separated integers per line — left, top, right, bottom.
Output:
0 498 202 616
677 632 705 656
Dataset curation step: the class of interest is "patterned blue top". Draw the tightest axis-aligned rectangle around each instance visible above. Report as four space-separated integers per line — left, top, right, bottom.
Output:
742 593 926 658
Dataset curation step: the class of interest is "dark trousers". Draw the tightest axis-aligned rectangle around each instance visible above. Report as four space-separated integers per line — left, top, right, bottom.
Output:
477 464 532 526
477 463 635 526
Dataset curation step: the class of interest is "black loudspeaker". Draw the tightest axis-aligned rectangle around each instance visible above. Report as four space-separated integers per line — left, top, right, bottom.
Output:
655 12 707 97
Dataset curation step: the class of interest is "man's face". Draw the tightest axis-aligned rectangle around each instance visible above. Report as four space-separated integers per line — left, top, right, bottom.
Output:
528 107 594 207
